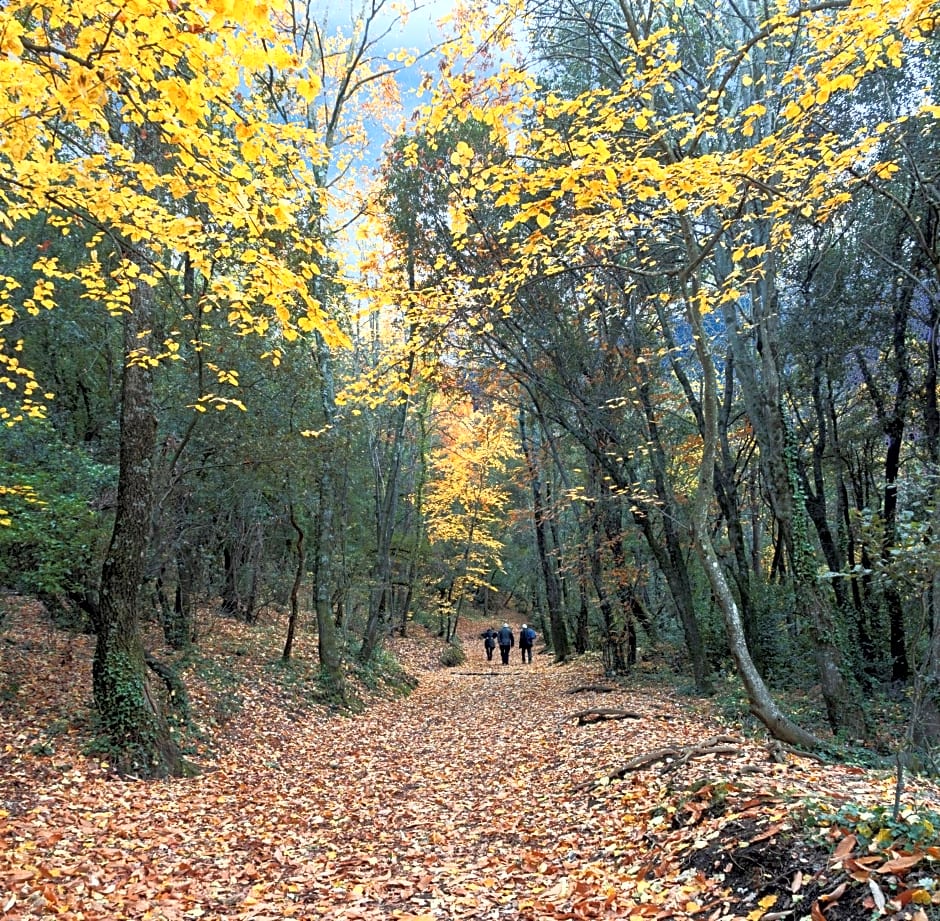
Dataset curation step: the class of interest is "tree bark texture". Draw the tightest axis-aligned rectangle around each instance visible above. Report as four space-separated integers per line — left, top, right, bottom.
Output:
685 276 826 751
720 270 867 737
93 270 183 778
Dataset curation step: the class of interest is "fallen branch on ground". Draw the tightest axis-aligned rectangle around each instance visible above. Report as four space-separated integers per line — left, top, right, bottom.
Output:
567 684 620 694
573 734 742 790
454 671 510 676
570 708 643 725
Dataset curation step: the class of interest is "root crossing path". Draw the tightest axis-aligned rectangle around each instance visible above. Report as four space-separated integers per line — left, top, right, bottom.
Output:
0 617 739 920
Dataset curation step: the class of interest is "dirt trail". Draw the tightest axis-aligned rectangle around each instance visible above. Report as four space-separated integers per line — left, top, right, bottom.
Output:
237 619 721 920
0 610 720 919
5 609 935 920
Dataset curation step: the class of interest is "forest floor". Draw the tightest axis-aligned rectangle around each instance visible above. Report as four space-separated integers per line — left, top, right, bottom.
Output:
1 599 940 921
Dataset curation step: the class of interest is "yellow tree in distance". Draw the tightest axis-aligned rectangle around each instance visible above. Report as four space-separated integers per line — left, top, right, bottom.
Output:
424 392 520 637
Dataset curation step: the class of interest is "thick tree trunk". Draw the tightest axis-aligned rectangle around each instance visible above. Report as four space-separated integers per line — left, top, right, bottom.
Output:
721 273 866 737
93 271 183 778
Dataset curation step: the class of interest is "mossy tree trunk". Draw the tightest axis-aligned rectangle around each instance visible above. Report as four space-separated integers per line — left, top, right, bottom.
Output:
92 265 183 778
684 273 827 752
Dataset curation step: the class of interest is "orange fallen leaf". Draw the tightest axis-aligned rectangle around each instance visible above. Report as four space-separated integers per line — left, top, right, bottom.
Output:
877 854 921 874
819 882 846 902
832 834 857 862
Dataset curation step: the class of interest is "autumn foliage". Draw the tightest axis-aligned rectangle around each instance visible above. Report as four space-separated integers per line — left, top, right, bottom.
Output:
3 0 940 915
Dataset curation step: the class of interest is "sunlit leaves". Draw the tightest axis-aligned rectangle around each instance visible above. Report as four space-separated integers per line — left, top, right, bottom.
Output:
0 0 348 421
424 397 520 598
402 0 940 366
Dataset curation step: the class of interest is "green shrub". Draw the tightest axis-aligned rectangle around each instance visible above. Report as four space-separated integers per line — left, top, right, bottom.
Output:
803 799 940 851
440 638 466 668
0 423 112 605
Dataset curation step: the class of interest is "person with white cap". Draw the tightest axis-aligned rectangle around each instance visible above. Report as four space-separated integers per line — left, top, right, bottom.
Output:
518 623 536 663
496 622 514 665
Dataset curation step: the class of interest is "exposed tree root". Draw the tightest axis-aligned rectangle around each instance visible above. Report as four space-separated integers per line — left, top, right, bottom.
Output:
567 684 620 694
573 734 742 790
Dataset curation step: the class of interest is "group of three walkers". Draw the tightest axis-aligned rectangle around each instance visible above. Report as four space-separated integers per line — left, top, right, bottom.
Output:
481 622 537 665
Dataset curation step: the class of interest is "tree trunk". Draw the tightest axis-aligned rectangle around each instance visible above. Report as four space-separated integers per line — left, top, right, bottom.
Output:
574 551 592 655
312 336 347 702
520 407 571 661
686 278 826 751
912 512 940 748
282 504 305 663
720 269 867 737
93 268 183 778
635 382 711 691
913 302 940 747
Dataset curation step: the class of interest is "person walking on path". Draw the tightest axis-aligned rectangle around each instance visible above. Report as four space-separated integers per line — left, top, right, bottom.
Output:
480 627 497 662
519 623 536 663
497 622 514 665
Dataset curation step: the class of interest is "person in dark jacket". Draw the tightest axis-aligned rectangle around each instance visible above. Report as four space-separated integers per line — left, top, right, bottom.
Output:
480 627 497 661
496 622 514 665
519 623 536 663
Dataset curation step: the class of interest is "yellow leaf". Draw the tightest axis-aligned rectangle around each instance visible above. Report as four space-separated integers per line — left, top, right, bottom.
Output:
296 76 321 101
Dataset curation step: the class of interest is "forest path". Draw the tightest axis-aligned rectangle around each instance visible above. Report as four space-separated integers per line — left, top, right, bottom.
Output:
0 608 724 920
189 617 727 921
5 607 932 921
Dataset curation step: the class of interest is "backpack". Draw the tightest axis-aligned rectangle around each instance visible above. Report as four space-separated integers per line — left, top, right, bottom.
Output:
525 627 536 644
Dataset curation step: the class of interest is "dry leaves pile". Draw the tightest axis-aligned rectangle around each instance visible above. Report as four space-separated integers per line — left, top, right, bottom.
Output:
1 601 939 920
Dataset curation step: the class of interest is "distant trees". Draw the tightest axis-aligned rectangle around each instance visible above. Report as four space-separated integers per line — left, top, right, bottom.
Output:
397 0 940 753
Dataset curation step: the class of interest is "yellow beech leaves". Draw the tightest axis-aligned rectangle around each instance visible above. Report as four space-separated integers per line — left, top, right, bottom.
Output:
425 397 520 600
406 0 940 342
0 0 347 423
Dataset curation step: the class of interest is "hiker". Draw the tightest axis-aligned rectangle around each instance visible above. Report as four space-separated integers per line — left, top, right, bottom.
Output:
480 627 497 661
497 622 514 665
519 623 536 663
